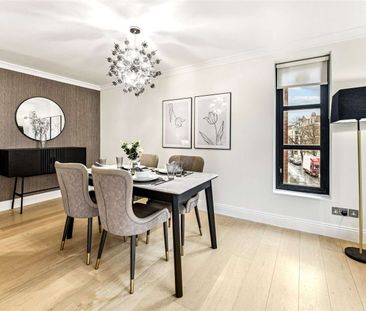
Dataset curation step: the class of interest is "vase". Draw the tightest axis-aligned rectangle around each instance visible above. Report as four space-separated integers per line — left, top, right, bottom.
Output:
130 159 138 175
39 134 47 148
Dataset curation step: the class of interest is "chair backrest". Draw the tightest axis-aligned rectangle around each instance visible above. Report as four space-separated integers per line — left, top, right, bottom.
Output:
169 155 204 173
55 161 97 218
92 167 141 236
140 153 159 168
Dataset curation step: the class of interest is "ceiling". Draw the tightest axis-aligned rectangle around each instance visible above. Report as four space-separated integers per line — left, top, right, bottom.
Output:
1 0 366 86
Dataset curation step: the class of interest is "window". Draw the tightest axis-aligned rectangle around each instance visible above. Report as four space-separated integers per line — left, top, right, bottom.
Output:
275 56 329 194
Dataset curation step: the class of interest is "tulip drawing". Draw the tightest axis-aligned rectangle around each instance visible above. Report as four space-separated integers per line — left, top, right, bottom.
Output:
199 111 225 145
203 111 218 125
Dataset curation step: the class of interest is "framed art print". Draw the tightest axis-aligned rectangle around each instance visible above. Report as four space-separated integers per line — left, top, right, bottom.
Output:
194 92 231 150
162 97 192 148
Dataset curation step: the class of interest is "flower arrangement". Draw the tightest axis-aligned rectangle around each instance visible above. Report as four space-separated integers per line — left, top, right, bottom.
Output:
27 111 50 143
121 140 143 161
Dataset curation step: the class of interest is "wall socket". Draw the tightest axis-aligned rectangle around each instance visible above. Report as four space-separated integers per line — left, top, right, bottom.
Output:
332 207 348 216
349 209 359 218
332 207 359 218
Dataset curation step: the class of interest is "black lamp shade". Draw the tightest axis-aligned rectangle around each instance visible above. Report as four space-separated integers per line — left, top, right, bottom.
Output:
331 86 366 123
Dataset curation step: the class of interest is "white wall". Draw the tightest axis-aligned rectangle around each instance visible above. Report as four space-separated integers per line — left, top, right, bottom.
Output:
101 37 366 241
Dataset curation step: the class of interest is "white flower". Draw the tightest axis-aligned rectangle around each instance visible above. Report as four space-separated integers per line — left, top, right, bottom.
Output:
127 143 132 149
137 147 143 153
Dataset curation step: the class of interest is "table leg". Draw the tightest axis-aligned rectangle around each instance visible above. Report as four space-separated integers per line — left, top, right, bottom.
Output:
205 181 217 249
66 217 74 239
171 195 183 297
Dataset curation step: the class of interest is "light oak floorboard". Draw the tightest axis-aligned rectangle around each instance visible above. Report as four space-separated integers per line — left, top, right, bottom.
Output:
265 229 300 311
299 232 331 311
1 200 366 310
321 237 364 311
232 225 283 311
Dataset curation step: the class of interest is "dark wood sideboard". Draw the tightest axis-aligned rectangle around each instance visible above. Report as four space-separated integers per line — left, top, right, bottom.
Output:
0 147 86 214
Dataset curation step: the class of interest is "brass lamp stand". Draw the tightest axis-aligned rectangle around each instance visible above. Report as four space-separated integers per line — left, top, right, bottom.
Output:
345 120 366 262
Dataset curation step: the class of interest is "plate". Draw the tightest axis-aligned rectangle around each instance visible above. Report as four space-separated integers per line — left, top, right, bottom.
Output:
133 174 159 182
122 164 146 170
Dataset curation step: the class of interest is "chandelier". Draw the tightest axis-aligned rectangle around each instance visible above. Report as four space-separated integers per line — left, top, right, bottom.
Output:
106 26 162 96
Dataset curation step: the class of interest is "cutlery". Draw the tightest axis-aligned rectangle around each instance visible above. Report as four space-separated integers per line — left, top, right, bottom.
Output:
152 178 171 186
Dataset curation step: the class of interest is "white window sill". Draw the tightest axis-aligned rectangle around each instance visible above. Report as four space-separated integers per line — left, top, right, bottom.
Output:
273 188 331 201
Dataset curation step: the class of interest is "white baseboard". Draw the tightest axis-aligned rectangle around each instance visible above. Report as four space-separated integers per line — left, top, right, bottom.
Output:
0 190 61 212
198 200 361 242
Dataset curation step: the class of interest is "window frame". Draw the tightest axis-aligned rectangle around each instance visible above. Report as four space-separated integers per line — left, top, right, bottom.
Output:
275 57 330 195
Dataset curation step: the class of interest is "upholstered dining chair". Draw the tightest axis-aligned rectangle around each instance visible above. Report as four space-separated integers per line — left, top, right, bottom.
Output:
92 167 170 294
55 161 99 265
140 153 159 168
136 153 159 244
151 155 204 256
169 155 204 255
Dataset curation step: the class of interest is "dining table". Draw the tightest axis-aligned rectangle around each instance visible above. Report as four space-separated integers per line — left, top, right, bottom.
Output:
66 166 218 298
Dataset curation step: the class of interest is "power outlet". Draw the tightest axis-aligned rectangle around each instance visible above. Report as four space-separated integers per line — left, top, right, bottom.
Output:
332 206 348 216
349 209 359 218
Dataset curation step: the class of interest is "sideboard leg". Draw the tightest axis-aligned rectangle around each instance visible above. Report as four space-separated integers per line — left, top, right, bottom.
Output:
11 177 18 210
20 177 25 214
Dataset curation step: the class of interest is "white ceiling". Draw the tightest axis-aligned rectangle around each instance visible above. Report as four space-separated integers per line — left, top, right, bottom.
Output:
1 0 366 86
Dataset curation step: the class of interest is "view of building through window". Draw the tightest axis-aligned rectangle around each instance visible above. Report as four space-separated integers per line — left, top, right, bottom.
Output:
282 86 321 188
283 149 320 187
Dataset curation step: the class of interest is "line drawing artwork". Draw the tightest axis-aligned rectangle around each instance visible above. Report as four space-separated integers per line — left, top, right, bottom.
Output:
163 98 192 149
168 103 185 128
199 111 224 145
194 92 231 150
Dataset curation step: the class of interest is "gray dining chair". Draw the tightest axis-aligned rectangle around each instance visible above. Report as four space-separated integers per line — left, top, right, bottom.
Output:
137 153 160 243
151 155 204 255
55 161 100 265
92 166 170 294
140 153 159 168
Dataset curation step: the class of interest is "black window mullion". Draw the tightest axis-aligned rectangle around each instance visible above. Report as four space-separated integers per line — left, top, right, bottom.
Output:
282 103 321 111
320 84 329 193
283 145 322 150
276 89 283 189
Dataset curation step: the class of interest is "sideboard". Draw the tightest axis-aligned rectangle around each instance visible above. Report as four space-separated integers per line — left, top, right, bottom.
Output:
0 147 86 213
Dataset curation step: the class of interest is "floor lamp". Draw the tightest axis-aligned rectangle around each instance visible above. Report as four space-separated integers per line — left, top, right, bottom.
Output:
331 86 366 263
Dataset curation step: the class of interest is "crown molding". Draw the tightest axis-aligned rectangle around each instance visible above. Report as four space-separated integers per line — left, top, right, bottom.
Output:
0 60 100 91
163 25 366 78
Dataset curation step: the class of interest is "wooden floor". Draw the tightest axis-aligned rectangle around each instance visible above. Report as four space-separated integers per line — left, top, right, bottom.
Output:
1 200 366 311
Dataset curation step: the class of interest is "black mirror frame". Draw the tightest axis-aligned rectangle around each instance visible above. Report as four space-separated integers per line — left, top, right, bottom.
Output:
15 96 66 142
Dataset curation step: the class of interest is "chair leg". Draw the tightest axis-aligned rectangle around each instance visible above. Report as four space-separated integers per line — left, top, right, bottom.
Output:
168 217 171 228
194 206 203 236
181 214 185 256
163 222 169 261
146 230 150 244
86 218 92 265
60 216 70 250
95 229 108 269
130 235 136 294
98 216 102 233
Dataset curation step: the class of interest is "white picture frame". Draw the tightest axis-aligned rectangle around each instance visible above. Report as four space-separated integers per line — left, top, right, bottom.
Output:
162 97 192 149
194 92 231 150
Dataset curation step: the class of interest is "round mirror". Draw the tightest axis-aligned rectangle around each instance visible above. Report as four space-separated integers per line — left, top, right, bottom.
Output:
16 97 65 141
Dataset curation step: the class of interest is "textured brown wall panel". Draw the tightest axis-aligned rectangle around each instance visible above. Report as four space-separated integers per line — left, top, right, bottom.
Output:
0 68 100 201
